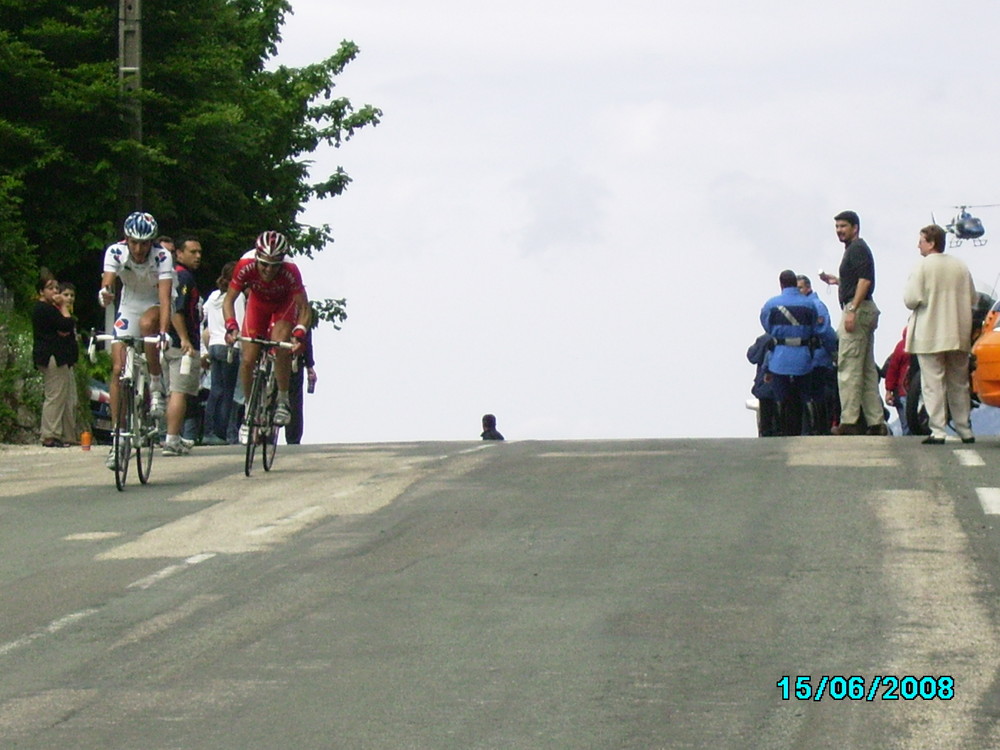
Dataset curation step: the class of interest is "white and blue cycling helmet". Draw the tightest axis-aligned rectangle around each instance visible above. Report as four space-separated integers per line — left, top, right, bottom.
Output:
123 211 158 241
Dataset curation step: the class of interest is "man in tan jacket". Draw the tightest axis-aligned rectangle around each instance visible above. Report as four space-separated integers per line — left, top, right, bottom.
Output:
903 224 978 444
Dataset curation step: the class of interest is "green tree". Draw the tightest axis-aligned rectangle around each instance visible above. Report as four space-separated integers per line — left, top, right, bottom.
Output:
0 0 380 322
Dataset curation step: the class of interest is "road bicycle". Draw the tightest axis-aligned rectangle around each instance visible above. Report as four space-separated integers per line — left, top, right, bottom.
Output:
238 336 294 476
91 333 163 491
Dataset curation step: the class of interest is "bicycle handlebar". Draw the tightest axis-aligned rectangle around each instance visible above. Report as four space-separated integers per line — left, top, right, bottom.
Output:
93 333 163 344
236 337 296 350
89 332 166 364
225 336 295 363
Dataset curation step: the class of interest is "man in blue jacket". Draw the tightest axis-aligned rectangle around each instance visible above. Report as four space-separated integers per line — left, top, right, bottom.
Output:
797 274 839 434
760 270 821 436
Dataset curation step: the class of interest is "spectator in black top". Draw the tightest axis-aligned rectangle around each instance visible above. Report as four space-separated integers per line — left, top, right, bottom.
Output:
481 413 504 440
32 273 78 446
819 210 887 435
286 325 316 445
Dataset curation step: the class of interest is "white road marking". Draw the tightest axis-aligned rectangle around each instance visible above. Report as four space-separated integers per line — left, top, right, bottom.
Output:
955 449 986 467
456 445 494 455
96 451 439 560
784 440 898 467
976 488 1000 515
876 488 1000 746
0 609 99 658
248 506 323 537
127 552 217 590
63 532 123 542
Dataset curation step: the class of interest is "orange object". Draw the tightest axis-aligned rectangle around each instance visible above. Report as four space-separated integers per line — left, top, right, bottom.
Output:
81 431 92 450
972 302 1000 408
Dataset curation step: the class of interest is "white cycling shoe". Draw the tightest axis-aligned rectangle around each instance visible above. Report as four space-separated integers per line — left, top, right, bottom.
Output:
162 440 191 457
149 391 166 418
273 402 292 426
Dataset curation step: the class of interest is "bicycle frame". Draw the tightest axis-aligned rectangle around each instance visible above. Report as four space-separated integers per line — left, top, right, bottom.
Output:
93 333 162 490
238 336 294 476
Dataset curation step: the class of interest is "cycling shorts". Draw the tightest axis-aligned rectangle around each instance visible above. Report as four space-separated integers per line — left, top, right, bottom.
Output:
242 295 297 339
113 298 160 339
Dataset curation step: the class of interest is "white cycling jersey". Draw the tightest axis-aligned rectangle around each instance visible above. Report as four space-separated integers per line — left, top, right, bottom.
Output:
103 241 174 309
103 241 175 338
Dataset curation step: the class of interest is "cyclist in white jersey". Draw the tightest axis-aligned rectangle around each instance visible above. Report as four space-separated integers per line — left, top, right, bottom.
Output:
99 212 173 469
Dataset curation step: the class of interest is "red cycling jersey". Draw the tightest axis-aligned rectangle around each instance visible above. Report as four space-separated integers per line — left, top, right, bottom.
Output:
230 257 306 338
230 257 305 303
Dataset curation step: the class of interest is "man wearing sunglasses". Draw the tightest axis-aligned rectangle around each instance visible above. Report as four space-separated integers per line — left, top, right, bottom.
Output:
223 231 311 442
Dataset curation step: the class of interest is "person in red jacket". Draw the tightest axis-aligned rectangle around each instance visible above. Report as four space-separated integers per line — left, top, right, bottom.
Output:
884 328 910 435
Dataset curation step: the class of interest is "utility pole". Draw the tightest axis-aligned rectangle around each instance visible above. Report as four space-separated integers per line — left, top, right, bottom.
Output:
119 0 142 212
113 0 142 335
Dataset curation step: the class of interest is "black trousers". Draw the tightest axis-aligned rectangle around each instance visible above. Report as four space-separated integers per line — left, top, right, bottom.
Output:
285 364 305 444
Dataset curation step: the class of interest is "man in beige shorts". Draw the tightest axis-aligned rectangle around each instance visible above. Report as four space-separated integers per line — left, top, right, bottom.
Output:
163 237 203 456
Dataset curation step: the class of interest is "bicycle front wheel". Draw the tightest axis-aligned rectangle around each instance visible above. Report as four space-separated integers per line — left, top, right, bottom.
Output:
114 381 134 491
136 381 155 484
262 388 279 472
244 370 264 477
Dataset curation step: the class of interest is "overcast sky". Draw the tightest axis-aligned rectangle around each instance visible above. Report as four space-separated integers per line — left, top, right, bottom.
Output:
274 0 1000 443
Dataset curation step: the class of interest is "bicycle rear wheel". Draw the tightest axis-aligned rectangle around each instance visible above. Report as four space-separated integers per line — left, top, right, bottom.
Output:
244 370 264 477
136 381 155 484
114 382 133 491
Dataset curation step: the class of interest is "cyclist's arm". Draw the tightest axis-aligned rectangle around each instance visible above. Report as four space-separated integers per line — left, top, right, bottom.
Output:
222 286 241 324
99 271 117 307
293 291 310 331
222 286 242 343
289 291 311 353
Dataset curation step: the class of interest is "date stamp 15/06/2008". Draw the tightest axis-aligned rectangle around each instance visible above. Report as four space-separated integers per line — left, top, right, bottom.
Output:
776 675 954 702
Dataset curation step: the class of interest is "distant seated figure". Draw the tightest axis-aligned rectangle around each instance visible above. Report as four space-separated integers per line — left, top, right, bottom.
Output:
481 413 504 441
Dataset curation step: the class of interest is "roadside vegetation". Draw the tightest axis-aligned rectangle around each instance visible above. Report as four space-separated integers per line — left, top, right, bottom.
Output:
0 0 379 441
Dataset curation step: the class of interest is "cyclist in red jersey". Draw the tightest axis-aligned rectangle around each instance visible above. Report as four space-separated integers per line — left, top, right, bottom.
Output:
223 231 311 431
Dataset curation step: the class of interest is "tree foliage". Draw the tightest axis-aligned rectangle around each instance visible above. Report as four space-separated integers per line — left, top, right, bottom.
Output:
0 0 380 322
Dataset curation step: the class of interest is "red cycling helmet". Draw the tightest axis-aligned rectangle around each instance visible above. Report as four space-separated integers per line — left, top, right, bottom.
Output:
255 231 288 263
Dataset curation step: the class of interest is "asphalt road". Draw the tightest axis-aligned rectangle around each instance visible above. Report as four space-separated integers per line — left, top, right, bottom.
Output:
2 436 1000 749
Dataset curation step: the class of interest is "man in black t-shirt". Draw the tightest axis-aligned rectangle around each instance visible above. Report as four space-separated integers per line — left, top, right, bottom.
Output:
818 210 888 435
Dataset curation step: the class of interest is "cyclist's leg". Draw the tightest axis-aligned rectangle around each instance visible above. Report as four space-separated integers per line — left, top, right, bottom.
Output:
240 294 274 401
108 302 143 427
237 338 261 446
108 341 125 427
138 305 163 377
271 318 293 392
136 305 167 417
268 301 296 426
239 341 261 400
269 297 297 392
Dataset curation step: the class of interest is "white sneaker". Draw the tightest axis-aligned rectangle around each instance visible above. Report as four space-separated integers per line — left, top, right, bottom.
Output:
105 448 117 470
162 440 190 457
179 437 194 450
149 391 165 418
238 423 250 445
274 402 291 426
